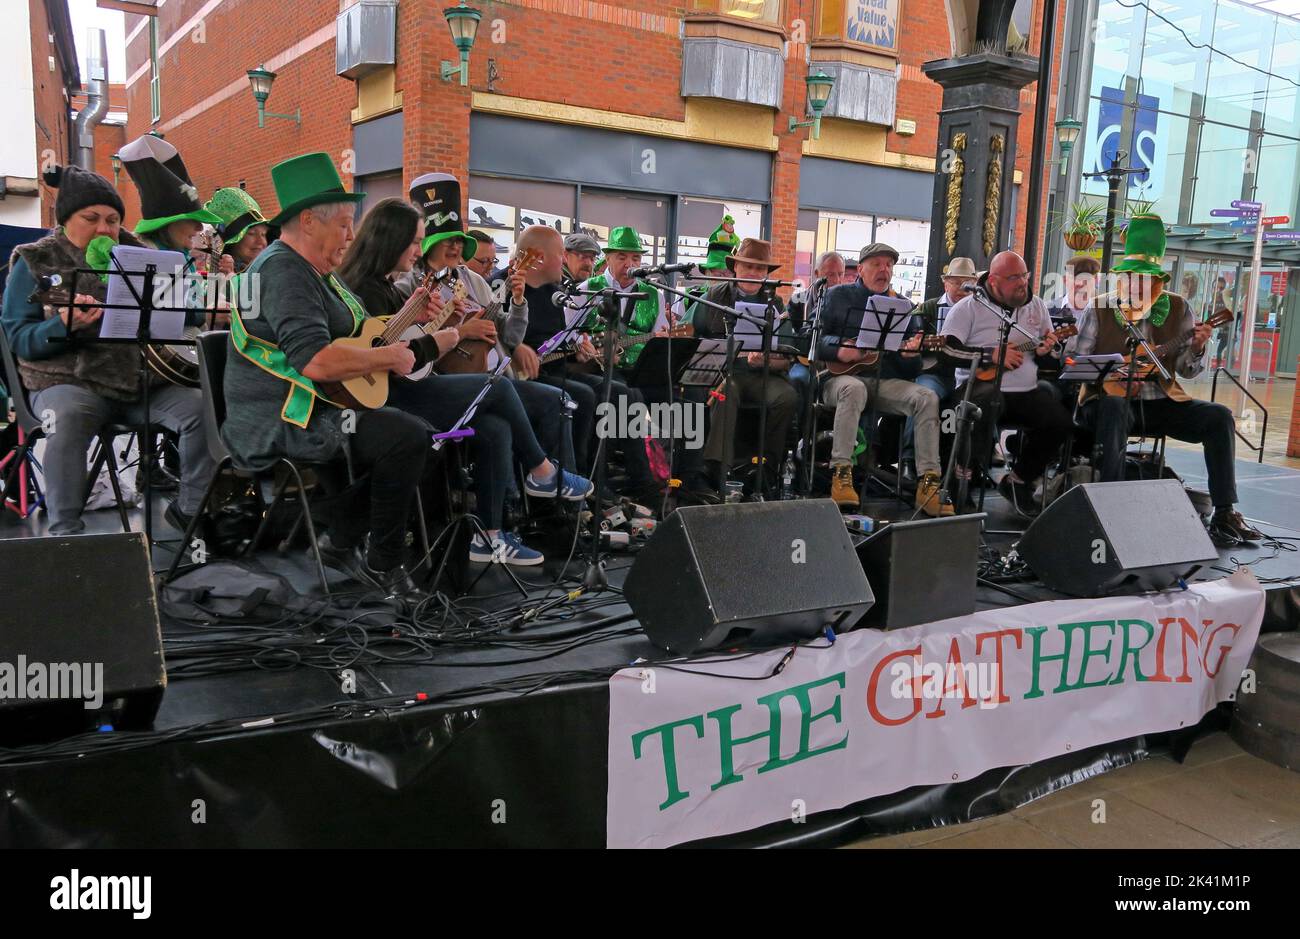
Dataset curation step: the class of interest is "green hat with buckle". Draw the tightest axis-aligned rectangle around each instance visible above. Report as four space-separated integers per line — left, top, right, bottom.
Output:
604 226 646 254
206 187 272 246
1112 214 1171 280
267 152 365 227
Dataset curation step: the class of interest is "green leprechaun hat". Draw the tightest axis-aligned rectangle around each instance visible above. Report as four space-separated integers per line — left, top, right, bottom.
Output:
206 187 272 246
267 152 365 227
410 172 476 261
604 226 645 254
119 135 221 234
1112 214 1171 281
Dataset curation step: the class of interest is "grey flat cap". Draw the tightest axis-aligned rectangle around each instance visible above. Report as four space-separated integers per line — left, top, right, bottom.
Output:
564 232 601 254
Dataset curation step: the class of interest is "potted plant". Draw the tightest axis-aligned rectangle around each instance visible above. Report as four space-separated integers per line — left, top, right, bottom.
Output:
1056 200 1106 251
1119 199 1158 234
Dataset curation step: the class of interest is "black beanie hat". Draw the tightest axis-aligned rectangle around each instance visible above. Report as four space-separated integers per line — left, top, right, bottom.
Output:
43 164 125 225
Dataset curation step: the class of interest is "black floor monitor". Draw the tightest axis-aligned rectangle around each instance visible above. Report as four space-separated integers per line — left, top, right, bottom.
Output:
855 513 985 630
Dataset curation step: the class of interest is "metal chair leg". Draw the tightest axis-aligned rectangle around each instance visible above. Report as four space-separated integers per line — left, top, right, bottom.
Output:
279 461 330 594
161 455 231 584
244 475 289 558
100 437 132 533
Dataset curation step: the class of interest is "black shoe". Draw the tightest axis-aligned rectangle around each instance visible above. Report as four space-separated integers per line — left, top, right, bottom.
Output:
998 474 1039 516
164 500 195 533
367 561 428 599
1209 509 1263 547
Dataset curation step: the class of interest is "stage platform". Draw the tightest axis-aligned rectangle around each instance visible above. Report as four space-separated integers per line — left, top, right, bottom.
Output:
0 451 1297 848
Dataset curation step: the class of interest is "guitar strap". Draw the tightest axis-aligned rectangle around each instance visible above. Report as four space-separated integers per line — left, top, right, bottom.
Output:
228 272 366 428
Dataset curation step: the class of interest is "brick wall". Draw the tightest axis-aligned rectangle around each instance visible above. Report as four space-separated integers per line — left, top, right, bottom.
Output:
30 0 74 228
117 0 1064 266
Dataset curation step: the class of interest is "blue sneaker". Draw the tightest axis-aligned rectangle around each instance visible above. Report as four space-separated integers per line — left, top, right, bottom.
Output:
469 531 545 566
524 460 594 501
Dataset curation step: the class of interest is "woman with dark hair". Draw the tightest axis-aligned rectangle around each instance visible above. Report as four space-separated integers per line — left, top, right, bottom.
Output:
338 198 591 567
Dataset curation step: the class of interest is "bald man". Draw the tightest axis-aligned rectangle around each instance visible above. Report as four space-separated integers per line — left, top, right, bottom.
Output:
940 251 1074 514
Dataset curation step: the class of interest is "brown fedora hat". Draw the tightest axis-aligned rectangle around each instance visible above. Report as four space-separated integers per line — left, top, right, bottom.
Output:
726 237 781 272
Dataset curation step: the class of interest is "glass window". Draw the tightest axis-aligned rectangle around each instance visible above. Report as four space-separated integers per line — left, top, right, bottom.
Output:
1255 133 1300 221
149 19 160 124
1191 121 1253 222
816 209 874 263
1089 0 1145 99
1137 0 1214 117
1203 0 1275 127
873 217 930 303
1264 18 1300 139
467 175 577 255
692 0 781 25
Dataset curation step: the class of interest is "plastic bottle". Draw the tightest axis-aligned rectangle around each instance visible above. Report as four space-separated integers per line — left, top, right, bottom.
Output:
780 450 796 500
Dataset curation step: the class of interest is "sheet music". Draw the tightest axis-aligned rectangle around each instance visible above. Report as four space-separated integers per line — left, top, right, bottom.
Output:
680 338 732 386
730 301 779 351
852 295 913 351
99 245 188 340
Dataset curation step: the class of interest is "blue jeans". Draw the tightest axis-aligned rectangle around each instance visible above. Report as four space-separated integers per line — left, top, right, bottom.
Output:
902 373 955 463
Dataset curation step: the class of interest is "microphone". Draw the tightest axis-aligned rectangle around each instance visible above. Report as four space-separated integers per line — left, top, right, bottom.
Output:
812 276 828 290
627 261 696 279
28 273 62 302
552 288 574 307
960 282 982 294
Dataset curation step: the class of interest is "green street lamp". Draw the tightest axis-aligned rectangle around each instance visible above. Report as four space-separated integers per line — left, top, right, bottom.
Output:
788 71 835 140
247 66 301 129
440 2 482 86
1055 116 1082 176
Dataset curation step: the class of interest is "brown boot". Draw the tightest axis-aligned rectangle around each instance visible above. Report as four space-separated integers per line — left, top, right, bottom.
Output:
915 472 954 518
830 463 859 508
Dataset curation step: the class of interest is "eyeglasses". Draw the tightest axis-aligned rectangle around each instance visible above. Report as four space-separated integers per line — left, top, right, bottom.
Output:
995 271 1031 283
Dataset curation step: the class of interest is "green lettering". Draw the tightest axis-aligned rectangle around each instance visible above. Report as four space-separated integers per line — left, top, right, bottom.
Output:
708 673 848 790
631 714 706 810
1062 620 1116 691
1110 619 1154 684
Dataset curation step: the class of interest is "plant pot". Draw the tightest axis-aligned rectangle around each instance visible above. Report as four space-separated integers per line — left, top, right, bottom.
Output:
1063 229 1098 251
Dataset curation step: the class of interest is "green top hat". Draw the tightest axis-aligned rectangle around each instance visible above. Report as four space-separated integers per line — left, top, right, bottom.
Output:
206 187 271 246
604 226 645 254
267 152 365 227
410 172 476 261
1112 214 1171 280
119 135 221 234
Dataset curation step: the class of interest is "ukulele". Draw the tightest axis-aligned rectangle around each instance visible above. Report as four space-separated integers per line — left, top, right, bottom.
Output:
972 323 1078 382
819 333 949 377
435 248 543 376
1100 308 1231 397
321 266 453 410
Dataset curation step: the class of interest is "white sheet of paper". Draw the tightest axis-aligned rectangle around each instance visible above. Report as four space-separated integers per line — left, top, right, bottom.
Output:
730 301 779 351
99 245 188 340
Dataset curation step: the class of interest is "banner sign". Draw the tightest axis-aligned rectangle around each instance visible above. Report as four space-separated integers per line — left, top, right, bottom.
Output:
845 0 899 52
607 573 1264 848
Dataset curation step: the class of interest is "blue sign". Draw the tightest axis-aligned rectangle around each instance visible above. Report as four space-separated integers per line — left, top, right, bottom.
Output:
1092 87 1162 199
1232 200 1264 210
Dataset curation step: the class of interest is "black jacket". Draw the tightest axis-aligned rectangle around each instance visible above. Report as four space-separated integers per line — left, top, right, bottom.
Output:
817 281 921 382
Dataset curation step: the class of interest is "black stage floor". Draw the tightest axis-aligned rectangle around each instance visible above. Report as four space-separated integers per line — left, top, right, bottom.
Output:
2 452 1298 846
4 449 1300 731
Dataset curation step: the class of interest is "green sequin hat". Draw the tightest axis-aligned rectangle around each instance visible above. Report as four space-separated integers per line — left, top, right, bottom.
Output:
1112 214 1171 281
206 187 272 246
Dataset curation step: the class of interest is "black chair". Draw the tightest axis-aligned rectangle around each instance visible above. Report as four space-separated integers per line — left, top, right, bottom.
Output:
0 326 138 530
162 330 341 592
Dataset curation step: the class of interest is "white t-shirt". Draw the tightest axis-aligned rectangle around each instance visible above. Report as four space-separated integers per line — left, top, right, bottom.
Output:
941 293 1052 393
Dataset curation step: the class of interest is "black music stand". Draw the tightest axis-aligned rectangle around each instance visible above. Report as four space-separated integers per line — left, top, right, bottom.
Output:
49 256 196 559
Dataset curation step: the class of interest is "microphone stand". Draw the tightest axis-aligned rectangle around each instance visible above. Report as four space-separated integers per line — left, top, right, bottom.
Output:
800 281 827 498
567 283 646 591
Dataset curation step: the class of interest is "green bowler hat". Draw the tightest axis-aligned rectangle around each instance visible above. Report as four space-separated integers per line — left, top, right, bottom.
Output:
1112 214 1171 281
268 153 364 227
698 240 732 271
605 226 646 254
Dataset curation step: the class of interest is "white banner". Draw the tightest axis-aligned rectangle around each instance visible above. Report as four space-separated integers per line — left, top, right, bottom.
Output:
607 572 1265 848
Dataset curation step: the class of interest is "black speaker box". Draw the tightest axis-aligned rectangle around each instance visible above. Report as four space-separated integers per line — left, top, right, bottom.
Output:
0 532 166 744
856 514 985 629
624 500 875 654
1018 480 1218 598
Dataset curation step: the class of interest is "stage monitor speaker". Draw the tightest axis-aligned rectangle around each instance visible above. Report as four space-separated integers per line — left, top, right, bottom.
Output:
624 500 874 655
1017 480 1218 598
855 514 985 630
0 532 166 745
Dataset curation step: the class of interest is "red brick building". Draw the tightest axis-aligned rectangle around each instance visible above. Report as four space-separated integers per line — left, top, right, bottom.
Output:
120 0 1065 298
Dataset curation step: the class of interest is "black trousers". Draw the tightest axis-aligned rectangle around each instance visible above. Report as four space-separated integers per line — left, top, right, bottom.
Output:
956 381 1074 481
333 407 430 569
560 366 653 487
1081 395 1238 506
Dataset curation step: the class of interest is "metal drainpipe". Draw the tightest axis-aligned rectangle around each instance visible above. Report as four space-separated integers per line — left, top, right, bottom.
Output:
73 29 109 171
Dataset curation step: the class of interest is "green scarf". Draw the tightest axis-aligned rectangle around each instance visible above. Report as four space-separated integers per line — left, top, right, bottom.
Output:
229 271 366 428
583 275 661 367
1114 292 1171 329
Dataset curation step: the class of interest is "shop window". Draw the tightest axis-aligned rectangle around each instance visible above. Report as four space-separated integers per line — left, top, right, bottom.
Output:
677 197 763 270
815 0 900 52
467 176 578 256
